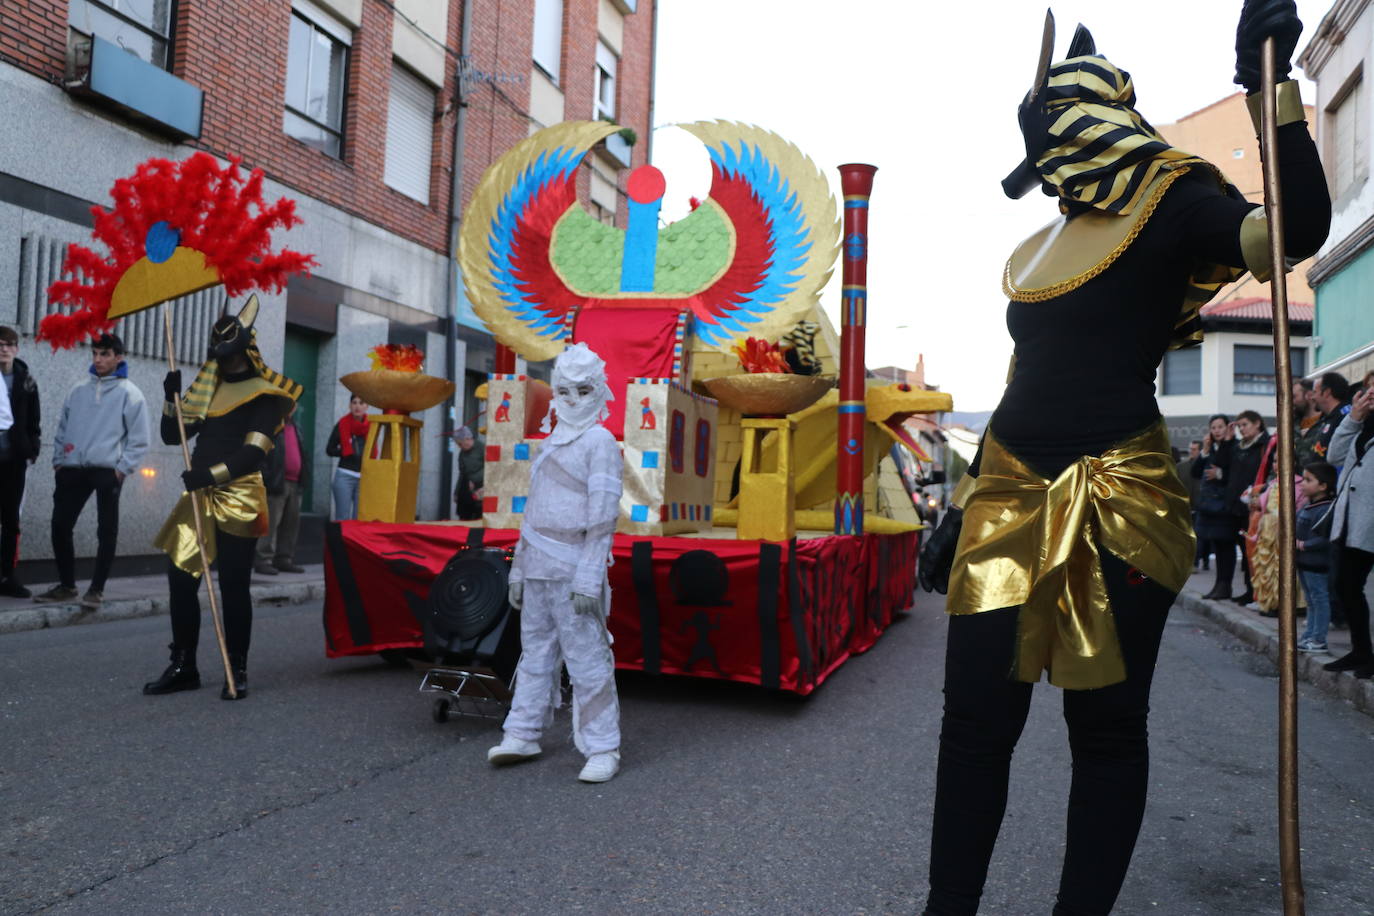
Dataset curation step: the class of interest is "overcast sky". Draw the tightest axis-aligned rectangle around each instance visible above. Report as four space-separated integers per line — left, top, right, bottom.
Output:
648 1 1331 412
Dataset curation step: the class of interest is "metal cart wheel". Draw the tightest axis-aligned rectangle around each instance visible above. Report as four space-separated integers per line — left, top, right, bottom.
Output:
432 698 451 723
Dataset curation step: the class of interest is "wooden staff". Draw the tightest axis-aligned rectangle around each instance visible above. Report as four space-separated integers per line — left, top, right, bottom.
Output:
1258 36 1303 915
162 307 236 698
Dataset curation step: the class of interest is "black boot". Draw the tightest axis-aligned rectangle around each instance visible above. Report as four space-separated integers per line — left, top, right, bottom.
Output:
1203 583 1231 600
1323 651 1374 672
220 654 248 700
143 644 200 695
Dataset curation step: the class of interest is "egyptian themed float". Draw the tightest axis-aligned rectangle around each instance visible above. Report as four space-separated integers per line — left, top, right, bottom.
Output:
323 120 953 694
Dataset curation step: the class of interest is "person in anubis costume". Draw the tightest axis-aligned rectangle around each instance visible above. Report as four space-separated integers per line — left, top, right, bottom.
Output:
143 296 300 700
918 3 1329 913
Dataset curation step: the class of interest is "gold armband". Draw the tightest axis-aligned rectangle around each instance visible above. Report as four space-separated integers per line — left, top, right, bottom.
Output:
1247 80 1305 133
951 472 977 510
210 463 232 485
163 401 178 418
244 431 274 452
1239 208 1274 282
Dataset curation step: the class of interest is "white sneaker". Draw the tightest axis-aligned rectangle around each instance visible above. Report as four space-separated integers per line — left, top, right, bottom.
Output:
577 751 620 783
487 736 541 765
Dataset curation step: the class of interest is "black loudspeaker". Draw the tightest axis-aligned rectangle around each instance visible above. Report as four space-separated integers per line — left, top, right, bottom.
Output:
419 548 521 682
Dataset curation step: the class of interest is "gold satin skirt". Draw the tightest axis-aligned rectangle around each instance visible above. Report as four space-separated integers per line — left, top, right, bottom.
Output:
946 423 1194 689
154 472 269 577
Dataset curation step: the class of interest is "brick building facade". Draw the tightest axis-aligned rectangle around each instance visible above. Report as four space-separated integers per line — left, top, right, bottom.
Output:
0 0 656 577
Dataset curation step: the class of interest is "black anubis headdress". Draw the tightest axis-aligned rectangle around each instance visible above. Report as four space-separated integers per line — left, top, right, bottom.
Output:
208 294 260 360
1002 10 1099 200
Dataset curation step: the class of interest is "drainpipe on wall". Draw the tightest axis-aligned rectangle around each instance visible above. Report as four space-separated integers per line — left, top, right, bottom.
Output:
440 0 474 520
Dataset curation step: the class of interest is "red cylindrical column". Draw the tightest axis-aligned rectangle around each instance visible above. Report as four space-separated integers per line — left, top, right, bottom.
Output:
836 163 876 535
493 342 516 374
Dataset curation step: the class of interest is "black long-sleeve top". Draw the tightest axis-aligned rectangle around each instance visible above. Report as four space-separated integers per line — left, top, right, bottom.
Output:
988 122 1330 480
161 368 288 481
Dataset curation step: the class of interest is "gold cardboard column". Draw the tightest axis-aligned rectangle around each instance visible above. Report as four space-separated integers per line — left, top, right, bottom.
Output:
340 365 455 524
357 414 423 523
738 417 796 541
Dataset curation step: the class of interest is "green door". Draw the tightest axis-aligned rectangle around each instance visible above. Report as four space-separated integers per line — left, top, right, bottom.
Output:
283 326 322 511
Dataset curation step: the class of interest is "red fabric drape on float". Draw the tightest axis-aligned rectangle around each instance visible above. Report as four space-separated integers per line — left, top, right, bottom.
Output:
322 523 917 695
570 307 683 438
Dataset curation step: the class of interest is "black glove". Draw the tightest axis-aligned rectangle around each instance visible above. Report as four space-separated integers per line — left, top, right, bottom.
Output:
163 370 182 401
1235 0 1302 94
181 467 214 492
918 507 964 595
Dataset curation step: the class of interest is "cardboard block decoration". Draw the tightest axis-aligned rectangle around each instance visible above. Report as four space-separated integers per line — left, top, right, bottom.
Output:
459 120 839 535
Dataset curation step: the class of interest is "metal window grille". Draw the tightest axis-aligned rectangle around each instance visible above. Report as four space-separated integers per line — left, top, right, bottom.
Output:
17 233 222 366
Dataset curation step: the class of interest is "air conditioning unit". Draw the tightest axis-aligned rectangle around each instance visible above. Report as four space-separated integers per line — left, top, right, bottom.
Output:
65 34 203 141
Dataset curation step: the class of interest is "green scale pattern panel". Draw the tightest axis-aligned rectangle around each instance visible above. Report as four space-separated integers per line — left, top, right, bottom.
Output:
551 204 732 296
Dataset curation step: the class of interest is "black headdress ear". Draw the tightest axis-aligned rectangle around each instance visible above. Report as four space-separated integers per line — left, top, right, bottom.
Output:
237 294 260 330
1066 23 1096 58
1001 9 1057 200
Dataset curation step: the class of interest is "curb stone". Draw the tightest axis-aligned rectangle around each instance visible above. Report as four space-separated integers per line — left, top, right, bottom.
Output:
1177 589 1374 718
0 579 325 635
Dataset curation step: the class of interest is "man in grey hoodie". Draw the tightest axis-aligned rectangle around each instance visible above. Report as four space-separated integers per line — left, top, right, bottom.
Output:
34 333 150 609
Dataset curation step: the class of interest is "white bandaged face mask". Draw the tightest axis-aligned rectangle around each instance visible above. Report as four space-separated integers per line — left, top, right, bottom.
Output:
541 342 613 444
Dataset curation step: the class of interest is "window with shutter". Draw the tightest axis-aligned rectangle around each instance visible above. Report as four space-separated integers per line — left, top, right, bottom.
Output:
384 62 436 204
533 0 563 82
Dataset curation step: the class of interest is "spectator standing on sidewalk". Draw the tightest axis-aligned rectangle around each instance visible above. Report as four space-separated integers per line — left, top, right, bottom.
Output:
1296 460 1337 652
35 333 149 610
255 402 307 576
1210 410 1269 605
1308 372 1351 463
325 394 368 521
1294 378 1322 467
1322 386 1374 679
1195 415 1236 598
0 327 40 598
453 425 485 520
1178 440 1208 571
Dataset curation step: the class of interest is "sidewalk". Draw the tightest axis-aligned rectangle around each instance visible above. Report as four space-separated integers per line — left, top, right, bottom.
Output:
0 563 327 635
1178 566 1374 717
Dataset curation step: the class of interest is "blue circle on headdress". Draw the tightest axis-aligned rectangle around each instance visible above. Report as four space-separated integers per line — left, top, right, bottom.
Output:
145 221 180 264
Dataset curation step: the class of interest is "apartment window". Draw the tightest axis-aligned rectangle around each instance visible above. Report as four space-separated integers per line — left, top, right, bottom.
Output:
384 63 436 204
284 2 351 158
1234 344 1306 395
594 41 617 120
532 0 563 82
69 0 173 69
1160 347 1201 396
1327 73 1367 197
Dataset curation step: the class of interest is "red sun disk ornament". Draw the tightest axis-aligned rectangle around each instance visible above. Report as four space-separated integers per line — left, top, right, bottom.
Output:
627 165 667 204
836 163 876 536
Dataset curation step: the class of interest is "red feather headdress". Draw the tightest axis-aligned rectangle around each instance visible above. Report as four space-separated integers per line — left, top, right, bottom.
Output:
42 152 316 349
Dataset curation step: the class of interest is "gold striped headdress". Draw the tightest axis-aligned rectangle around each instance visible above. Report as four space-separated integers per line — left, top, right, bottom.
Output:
180 294 301 424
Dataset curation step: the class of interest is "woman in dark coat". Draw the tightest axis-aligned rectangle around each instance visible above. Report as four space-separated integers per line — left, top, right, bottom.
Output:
1211 409 1270 603
1194 414 1237 599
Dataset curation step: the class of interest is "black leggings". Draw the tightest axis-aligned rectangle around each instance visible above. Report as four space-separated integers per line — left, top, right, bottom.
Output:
168 530 257 660
926 551 1174 916
1335 544 1374 660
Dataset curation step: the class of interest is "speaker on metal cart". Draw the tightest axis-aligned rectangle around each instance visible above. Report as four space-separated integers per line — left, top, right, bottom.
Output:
419 547 521 683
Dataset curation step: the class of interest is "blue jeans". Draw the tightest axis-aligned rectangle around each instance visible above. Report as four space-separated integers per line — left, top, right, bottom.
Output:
1299 568 1331 645
331 469 359 521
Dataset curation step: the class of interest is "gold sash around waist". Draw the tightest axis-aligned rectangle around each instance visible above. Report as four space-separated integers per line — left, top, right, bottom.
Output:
946 423 1194 690
154 472 269 577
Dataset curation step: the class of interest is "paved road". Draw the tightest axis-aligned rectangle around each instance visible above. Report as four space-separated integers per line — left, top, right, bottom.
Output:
3 591 1373 915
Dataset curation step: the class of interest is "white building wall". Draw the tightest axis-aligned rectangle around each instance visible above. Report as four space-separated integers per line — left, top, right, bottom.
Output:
1303 1 1374 256
1157 330 1313 422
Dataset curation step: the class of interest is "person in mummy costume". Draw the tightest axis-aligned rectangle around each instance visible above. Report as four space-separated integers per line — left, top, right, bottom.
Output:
488 343 624 783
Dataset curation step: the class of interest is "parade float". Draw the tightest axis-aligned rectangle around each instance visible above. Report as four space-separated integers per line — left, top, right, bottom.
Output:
323 120 952 695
